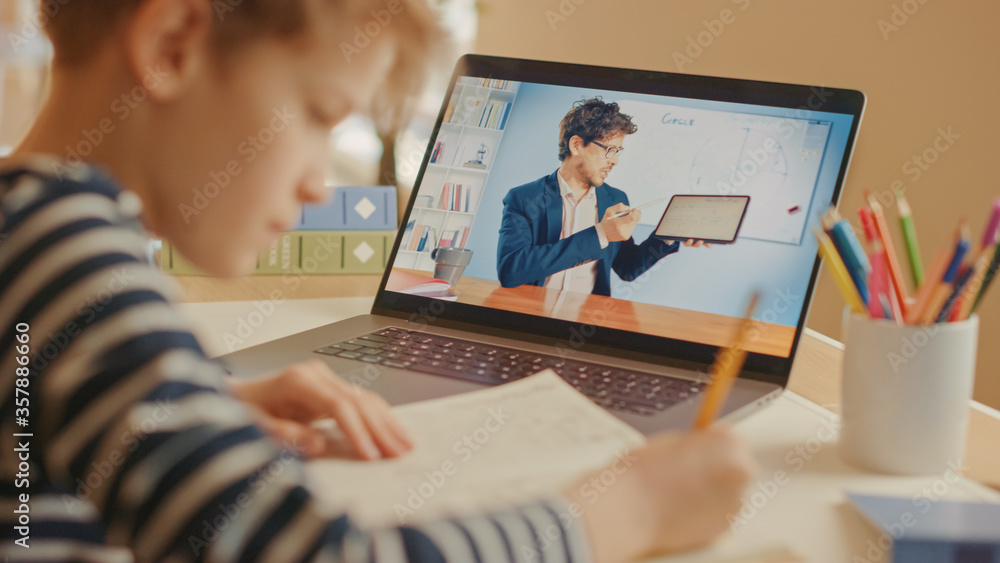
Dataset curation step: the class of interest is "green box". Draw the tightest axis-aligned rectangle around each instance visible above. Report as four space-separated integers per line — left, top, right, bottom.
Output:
298 232 344 274
256 233 299 274
344 232 389 274
160 241 208 275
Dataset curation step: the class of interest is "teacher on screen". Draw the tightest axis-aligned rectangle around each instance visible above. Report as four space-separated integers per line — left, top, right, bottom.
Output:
496 97 707 297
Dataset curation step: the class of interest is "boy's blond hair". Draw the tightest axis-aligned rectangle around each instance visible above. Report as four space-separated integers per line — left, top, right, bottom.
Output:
41 0 444 125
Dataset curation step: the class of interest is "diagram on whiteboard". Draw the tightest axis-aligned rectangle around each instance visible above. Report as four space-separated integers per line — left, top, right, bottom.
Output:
614 100 832 245
691 129 787 202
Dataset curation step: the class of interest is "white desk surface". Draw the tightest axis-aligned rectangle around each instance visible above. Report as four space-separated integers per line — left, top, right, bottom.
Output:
177 297 1000 563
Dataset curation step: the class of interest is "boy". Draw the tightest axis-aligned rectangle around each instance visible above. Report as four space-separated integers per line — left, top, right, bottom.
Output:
0 0 756 561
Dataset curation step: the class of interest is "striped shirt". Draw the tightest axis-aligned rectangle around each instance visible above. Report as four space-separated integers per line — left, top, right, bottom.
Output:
0 158 592 562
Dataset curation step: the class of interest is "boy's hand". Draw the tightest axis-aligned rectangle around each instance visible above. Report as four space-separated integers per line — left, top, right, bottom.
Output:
567 426 757 562
226 359 413 460
600 203 641 242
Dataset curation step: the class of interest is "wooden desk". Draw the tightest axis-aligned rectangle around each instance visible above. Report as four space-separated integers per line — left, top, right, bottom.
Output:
388 268 796 357
172 274 383 302
174 276 1000 490
789 330 1000 491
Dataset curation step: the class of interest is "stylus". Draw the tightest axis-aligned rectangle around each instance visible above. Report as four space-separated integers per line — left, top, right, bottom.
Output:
609 197 668 219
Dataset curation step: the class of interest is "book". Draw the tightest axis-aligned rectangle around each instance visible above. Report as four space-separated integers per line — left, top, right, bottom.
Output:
437 183 474 212
256 232 299 274
406 224 426 251
499 103 512 130
479 101 511 130
438 230 455 249
478 78 514 90
296 186 397 231
416 226 437 252
400 220 415 248
430 141 443 164
848 493 1000 562
473 101 512 130
160 230 395 276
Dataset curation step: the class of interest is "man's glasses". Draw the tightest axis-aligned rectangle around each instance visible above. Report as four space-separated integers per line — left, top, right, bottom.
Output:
590 140 624 159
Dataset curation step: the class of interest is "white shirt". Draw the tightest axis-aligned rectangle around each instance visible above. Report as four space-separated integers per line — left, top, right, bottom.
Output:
544 172 610 294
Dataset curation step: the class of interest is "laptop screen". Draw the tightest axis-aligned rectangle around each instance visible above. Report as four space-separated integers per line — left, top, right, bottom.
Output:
376 56 864 380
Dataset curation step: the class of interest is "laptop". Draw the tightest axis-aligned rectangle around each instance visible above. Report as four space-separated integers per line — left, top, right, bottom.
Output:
219 55 865 434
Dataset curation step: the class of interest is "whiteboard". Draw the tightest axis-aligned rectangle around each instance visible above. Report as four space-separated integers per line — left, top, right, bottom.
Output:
612 100 831 245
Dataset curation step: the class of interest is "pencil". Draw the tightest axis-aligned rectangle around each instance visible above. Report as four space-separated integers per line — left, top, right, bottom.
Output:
814 228 866 314
894 190 924 287
906 247 953 324
980 197 1000 251
867 240 887 319
693 292 760 430
920 220 971 325
824 209 870 274
936 255 985 323
857 207 878 243
823 209 870 305
866 192 910 317
869 237 902 323
970 242 1000 314
957 244 996 320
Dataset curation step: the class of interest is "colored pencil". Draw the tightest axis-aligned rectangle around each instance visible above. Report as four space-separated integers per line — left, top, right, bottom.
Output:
956 245 995 320
694 292 760 430
980 197 1000 251
814 228 866 314
970 242 1000 314
860 208 900 322
920 220 971 325
894 190 924 288
858 207 878 243
869 237 901 323
867 239 888 320
906 246 953 325
823 209 870 305
866 192 910 317
936 253 988 323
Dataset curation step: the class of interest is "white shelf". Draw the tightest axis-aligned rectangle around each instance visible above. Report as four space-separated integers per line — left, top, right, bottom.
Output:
405 76 522 272
426 162 489 173
415 208 474 216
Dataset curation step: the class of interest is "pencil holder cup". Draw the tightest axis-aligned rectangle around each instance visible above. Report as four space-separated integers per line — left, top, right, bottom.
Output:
839 310 978 475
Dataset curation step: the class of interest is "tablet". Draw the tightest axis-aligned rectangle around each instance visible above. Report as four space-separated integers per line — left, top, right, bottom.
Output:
653 195 751 244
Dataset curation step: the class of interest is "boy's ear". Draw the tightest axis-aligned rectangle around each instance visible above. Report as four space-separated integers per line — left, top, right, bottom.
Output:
124 0 213 101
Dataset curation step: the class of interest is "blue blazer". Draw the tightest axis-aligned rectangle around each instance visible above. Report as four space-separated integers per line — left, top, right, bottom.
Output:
497 170 678 296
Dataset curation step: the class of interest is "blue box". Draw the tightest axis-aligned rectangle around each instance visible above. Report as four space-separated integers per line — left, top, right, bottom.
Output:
848 493 1000 562
299 186 397 230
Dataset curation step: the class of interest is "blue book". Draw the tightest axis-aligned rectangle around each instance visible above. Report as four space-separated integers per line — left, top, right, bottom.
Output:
848 493 1000 563
298 186 397 231
416 229 429 252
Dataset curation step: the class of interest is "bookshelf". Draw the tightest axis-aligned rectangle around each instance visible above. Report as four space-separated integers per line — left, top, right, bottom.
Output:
397 77 520 271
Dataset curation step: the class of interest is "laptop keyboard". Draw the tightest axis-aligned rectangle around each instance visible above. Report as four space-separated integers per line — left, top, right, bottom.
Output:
313 327 707 416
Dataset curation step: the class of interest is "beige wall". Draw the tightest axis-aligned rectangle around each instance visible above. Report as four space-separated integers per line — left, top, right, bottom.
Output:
475 0 1000 408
